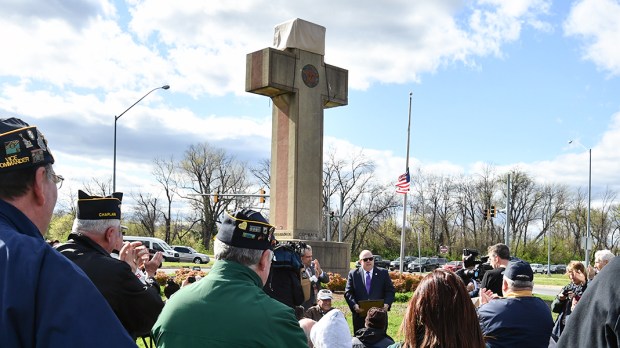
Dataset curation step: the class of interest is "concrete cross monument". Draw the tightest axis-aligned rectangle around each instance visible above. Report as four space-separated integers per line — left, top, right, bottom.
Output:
246 18 350 275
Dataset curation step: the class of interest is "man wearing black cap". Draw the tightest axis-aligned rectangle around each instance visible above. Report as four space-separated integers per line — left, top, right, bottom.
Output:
0 117 135 347
56 190 165 339
478 260 553 348
152 209 307 347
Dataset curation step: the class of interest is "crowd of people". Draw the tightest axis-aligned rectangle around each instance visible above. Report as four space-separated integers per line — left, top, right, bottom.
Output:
2 116 620 347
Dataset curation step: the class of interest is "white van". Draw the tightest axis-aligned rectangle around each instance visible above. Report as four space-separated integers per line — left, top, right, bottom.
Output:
122 236 180 262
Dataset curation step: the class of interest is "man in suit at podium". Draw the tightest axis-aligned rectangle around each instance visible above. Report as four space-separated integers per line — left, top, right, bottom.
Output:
345 249 396 333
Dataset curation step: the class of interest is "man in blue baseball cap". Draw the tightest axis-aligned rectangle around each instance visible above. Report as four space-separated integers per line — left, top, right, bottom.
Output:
153 209 307 347
0 117 135 347
478 260 553 347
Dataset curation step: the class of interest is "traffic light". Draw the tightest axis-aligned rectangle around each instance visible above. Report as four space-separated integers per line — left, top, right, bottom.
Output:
259 188 266 203
213 193 219 203
483 208 489 220
329 211 335 220
490 205 496 218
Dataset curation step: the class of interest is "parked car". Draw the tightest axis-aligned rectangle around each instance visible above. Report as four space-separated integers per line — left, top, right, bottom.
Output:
550 264 567 274
172 246 210 264
389 256 417 271
442 260 464 272
355 255 391 269
407 257 442 272
123 236 180 262
531 263 545 274
436 257 448 268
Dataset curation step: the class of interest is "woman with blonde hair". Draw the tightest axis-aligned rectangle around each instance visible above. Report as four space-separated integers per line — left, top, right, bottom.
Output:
551 260 587 341
388 269 484 348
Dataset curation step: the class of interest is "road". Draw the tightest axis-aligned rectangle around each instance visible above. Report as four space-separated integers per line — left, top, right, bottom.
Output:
533 284 562 297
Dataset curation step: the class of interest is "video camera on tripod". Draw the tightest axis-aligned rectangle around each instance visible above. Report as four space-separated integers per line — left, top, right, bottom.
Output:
461 248 491 281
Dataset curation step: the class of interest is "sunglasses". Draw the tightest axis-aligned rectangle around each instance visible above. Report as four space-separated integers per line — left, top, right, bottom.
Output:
362 257 374 262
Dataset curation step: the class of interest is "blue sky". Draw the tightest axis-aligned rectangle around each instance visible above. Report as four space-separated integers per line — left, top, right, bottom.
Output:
1 0 619 209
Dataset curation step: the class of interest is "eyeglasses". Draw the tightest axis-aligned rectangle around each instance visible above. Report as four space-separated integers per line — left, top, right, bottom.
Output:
362 257 374 262
48 171 64 189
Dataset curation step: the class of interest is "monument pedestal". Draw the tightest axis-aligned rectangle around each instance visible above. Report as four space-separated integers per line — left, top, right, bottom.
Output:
246 18 349 275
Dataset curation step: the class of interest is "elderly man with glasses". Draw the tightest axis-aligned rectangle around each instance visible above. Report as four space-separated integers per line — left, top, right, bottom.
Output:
0 117 134 347
345 249 395 333
152 209 307 347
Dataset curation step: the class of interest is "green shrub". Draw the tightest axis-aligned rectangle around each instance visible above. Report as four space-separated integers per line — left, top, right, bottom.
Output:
394 292 412 303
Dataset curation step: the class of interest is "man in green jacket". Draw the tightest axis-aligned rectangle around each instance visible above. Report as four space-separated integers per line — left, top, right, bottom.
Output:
152 209 307 347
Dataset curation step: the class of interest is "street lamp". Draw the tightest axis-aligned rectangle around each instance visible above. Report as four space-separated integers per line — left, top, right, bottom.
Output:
568 140 592 266
113 85 170 192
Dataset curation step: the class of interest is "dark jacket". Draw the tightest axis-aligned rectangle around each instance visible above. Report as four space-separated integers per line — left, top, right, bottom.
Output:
264 267 304 308
345 267 396 332
478 294 553 348
0 199 135 347
354 327 395 348
480 266 504 296
56 233 164 339
557 256 620 347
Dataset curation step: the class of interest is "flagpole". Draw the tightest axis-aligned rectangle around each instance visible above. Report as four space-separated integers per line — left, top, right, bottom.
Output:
399 92 413 273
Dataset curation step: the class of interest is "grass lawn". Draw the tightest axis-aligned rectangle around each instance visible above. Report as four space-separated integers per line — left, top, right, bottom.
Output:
161 260 214 269
533 273 568 286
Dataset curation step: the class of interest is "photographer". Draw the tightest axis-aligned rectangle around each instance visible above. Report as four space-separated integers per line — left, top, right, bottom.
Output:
263 241 305 308
456 249 484 297
480 243 510 297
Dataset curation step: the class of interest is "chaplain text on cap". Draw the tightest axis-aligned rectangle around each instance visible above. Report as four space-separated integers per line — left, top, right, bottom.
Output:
76 190 123 220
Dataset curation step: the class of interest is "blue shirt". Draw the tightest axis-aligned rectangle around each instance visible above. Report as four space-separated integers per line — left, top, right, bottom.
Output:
0 199 136 347
478 294 553 348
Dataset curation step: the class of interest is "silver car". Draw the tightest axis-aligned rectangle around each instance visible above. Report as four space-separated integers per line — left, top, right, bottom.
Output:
172 246 210 264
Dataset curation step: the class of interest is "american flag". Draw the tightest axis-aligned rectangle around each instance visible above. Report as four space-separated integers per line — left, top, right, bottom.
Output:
395 169 410 194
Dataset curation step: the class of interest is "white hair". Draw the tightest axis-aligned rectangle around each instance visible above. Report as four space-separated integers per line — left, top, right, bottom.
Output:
503 277 533 291
72 219 120 236
214 238 264 267
595 250 615 263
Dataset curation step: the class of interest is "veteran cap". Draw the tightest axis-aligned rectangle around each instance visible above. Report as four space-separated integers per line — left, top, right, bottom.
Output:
503 260 534 282
216 209 277 250
76 190 123 220
0 117 54 172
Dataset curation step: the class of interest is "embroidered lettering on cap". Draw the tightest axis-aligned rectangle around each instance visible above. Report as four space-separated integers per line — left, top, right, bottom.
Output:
5 140 20 155
0 155 30 168
98 212 117 217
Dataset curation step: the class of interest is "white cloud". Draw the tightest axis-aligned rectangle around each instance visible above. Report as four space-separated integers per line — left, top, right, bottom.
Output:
564 0 620 76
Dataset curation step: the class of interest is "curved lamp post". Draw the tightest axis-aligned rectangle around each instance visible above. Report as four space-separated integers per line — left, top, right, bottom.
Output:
569 140 592 266
113 85 170 192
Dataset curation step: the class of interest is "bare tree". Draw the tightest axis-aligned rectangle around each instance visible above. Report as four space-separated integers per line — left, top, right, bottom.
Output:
152 156 177 244
250 158 270 189
82 177 113 196
322 151 400 253
132 192 160 237
177 142 250 250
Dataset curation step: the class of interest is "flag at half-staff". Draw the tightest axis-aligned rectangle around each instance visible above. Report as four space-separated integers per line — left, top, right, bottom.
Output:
395 169 410 194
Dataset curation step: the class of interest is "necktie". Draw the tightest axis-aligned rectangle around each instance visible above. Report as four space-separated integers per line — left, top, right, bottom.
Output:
365 271 371 293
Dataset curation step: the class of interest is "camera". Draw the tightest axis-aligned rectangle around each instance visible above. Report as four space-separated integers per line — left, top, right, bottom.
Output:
187 276 196 283
461 249 491 281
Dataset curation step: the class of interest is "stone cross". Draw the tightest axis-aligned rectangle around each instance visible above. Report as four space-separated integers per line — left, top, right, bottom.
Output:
245 18 348 240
